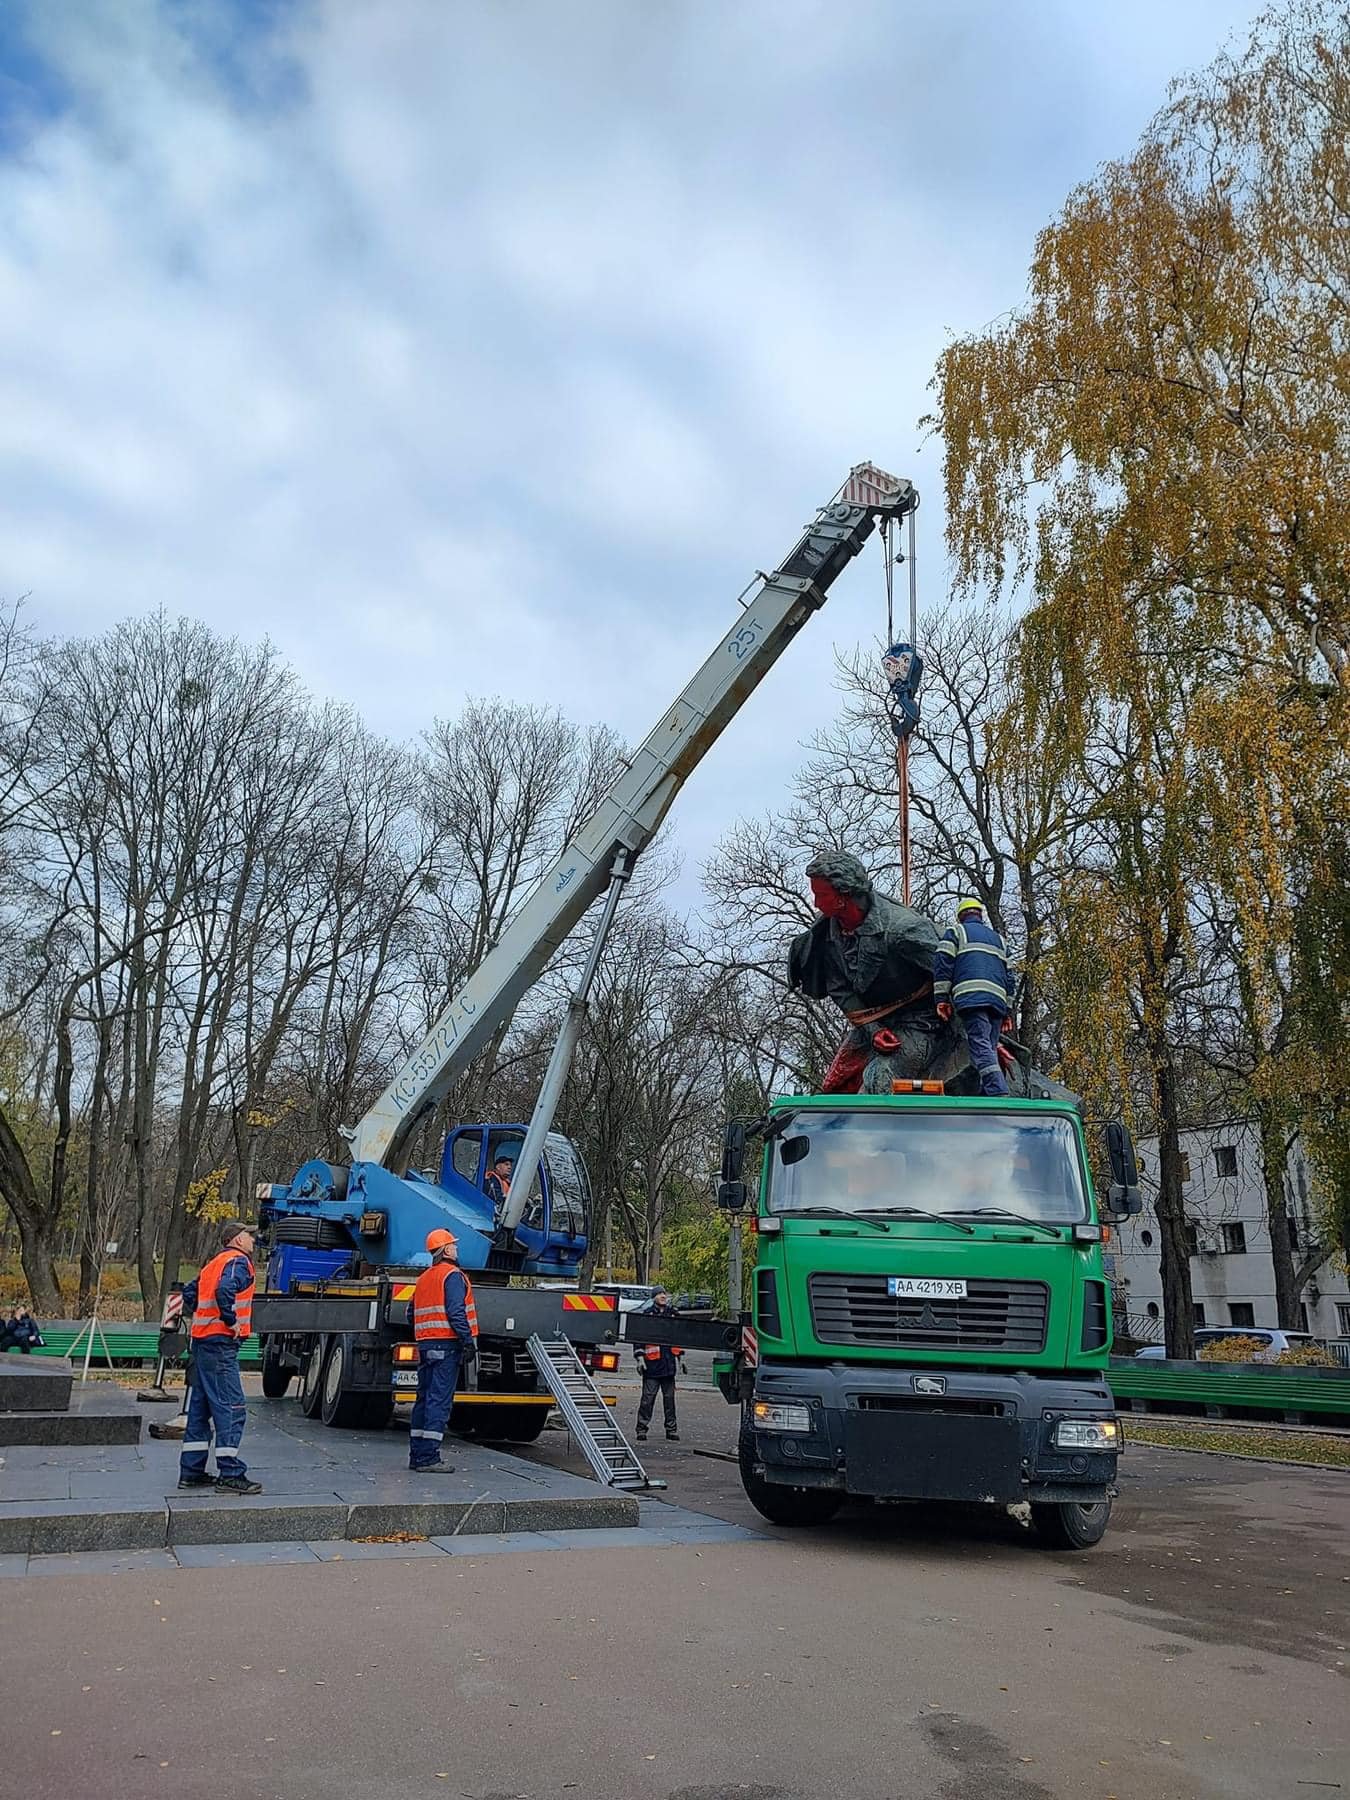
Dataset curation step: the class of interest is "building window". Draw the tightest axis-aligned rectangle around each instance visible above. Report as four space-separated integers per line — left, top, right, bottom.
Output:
1287 1216 1299 1252
1229 1302 1255 1328
1179 1153 1191 1183
1214 1144 1238 1177
1140 1229 1154 1248
1337 1303 1350 1336
1182 1222 1199 1256
1193 1303 1206 1326
1220 1222 1247 1254
1145 1302 1160 1320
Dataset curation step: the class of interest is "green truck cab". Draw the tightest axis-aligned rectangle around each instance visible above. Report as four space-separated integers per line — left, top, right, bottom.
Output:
720 1092 1141 1550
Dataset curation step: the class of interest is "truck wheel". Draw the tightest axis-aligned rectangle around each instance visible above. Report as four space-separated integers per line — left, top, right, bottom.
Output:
319 1336 369 1428
737 1416 843 1527
260 1339 292 1399
1031 1497 1112 1550
299 1339 327 1417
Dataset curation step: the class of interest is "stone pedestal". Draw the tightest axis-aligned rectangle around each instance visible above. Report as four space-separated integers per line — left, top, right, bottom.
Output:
0 1355 73 1414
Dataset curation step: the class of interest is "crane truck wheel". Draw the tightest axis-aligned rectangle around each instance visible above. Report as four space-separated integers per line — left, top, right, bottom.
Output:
1030 1496 1112 1550
319 1335 370 1428
299 1337 328 1417
737 1413 843 1527
260 1337 292 1399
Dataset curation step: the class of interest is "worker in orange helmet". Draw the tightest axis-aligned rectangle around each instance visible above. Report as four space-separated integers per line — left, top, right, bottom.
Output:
408 1228 479 1473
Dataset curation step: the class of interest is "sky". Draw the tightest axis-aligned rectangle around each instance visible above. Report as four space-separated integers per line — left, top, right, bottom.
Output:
0 0 1268 916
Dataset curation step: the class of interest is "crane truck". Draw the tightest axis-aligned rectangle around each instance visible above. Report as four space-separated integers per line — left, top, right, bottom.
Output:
252 465 920 1443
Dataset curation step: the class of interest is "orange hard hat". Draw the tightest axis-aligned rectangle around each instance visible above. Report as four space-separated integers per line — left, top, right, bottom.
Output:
425 1228 458 1255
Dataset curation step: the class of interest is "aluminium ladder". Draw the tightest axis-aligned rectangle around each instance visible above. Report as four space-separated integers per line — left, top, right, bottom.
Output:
526 1333 662 1490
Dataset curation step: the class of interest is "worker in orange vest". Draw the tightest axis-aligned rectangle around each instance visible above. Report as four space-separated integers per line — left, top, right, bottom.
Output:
409 1228 479 1473
178 1221 261 1495
634 1288 683 1443
483 1151 514 1212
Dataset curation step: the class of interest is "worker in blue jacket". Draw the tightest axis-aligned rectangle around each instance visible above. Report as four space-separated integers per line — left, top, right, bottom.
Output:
933 899 1015 1097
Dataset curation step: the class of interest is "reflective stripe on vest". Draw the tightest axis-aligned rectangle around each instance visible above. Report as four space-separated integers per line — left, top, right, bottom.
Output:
412 1262 479 1341
191 1250 255 1341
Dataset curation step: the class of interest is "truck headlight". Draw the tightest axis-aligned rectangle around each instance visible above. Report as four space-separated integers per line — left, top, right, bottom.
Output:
1053 1418 1120 1450
753 1401 812 1433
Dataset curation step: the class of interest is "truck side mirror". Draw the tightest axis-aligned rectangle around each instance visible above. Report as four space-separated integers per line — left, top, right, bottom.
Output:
718 1179 747 1212
1103 1121 1142 1219
721 1119 747 1184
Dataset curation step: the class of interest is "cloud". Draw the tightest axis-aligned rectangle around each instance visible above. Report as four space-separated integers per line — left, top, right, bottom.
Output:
0 0 1267 912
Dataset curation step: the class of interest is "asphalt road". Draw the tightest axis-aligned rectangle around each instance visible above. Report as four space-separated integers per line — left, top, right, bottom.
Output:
9 1366 1348 1800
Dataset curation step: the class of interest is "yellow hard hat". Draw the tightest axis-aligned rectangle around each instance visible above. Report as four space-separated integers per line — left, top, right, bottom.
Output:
956 897 983 917
425 1228 458 1256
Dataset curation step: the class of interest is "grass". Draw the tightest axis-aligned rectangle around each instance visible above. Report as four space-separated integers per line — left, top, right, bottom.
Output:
1126 1418 1350 1470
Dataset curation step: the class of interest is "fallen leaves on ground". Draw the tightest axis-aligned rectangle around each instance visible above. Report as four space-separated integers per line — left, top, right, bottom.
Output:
1126 1421 1350 1469
350 1531 429 1543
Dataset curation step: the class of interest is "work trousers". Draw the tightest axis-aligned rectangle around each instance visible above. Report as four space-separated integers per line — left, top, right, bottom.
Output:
409 1342 463 1467
179 1337 249 1478
637 1374 677 1436
963 1006 1010 1097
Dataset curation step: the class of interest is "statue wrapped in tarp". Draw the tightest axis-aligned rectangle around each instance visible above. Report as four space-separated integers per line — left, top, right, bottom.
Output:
789 851 1074 1103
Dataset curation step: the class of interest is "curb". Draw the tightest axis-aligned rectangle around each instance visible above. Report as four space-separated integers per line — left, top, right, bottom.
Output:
0 1490 641 1556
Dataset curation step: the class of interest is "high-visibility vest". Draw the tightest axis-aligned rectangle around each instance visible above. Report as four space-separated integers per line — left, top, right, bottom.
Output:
412 1262 479 1341
191 1251 255 1341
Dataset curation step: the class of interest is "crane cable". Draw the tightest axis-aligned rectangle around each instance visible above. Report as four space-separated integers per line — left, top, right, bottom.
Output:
881 510 919 906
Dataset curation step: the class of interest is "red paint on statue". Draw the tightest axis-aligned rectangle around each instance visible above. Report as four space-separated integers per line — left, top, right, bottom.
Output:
810 876 865 933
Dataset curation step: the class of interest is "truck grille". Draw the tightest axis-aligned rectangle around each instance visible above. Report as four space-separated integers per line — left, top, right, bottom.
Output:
808 1273 1049 1353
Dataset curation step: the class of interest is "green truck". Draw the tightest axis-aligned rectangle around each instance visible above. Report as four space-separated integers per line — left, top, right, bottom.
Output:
715 1090 1141 1550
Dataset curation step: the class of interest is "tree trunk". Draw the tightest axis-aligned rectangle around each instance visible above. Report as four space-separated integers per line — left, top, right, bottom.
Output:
0 1106 64 1315
1152 1059 1195 1358
1256 1102 1302 1329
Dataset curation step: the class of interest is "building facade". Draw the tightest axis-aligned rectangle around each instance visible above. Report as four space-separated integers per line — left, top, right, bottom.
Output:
1112 1120 1349 1341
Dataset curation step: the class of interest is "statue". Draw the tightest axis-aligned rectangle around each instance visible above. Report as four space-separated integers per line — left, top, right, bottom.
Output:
790 852 1073 1101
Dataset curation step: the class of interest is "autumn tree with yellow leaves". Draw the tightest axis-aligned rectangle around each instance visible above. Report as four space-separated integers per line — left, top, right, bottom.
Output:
933 1 1349 1353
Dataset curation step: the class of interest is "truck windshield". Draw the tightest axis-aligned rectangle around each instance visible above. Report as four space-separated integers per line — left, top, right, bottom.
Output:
767 1110 1089 1226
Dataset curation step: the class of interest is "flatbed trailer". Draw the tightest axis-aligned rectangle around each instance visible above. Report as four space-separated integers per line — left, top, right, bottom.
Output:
253 1277 625 1439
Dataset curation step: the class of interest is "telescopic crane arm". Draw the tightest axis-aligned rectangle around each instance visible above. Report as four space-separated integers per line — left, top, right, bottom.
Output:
347 466 917 1179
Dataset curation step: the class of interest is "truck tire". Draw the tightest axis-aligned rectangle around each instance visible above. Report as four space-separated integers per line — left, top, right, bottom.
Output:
260 1338 292 1399
737 1415 843 1527
300 1338 327 1418
1031 1496 1112 1550
319 1335 369 1428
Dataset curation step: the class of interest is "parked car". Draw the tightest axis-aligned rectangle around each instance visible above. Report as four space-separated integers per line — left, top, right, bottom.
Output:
593 1283 659 1314
1134 1327 1322 1363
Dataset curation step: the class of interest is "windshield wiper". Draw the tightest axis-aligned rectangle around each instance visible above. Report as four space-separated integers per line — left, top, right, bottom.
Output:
791 1206 889 1234
943 1208 1065 1239
867 1206 975 1236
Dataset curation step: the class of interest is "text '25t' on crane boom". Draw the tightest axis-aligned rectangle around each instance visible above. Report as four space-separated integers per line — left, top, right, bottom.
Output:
252 466 916 1437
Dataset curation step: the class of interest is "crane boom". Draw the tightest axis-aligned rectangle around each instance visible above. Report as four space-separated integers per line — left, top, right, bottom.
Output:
349 466 917 1173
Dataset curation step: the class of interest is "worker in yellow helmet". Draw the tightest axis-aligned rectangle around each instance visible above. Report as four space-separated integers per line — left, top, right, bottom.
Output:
408 1228 479 1473
932 898 1015 1096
